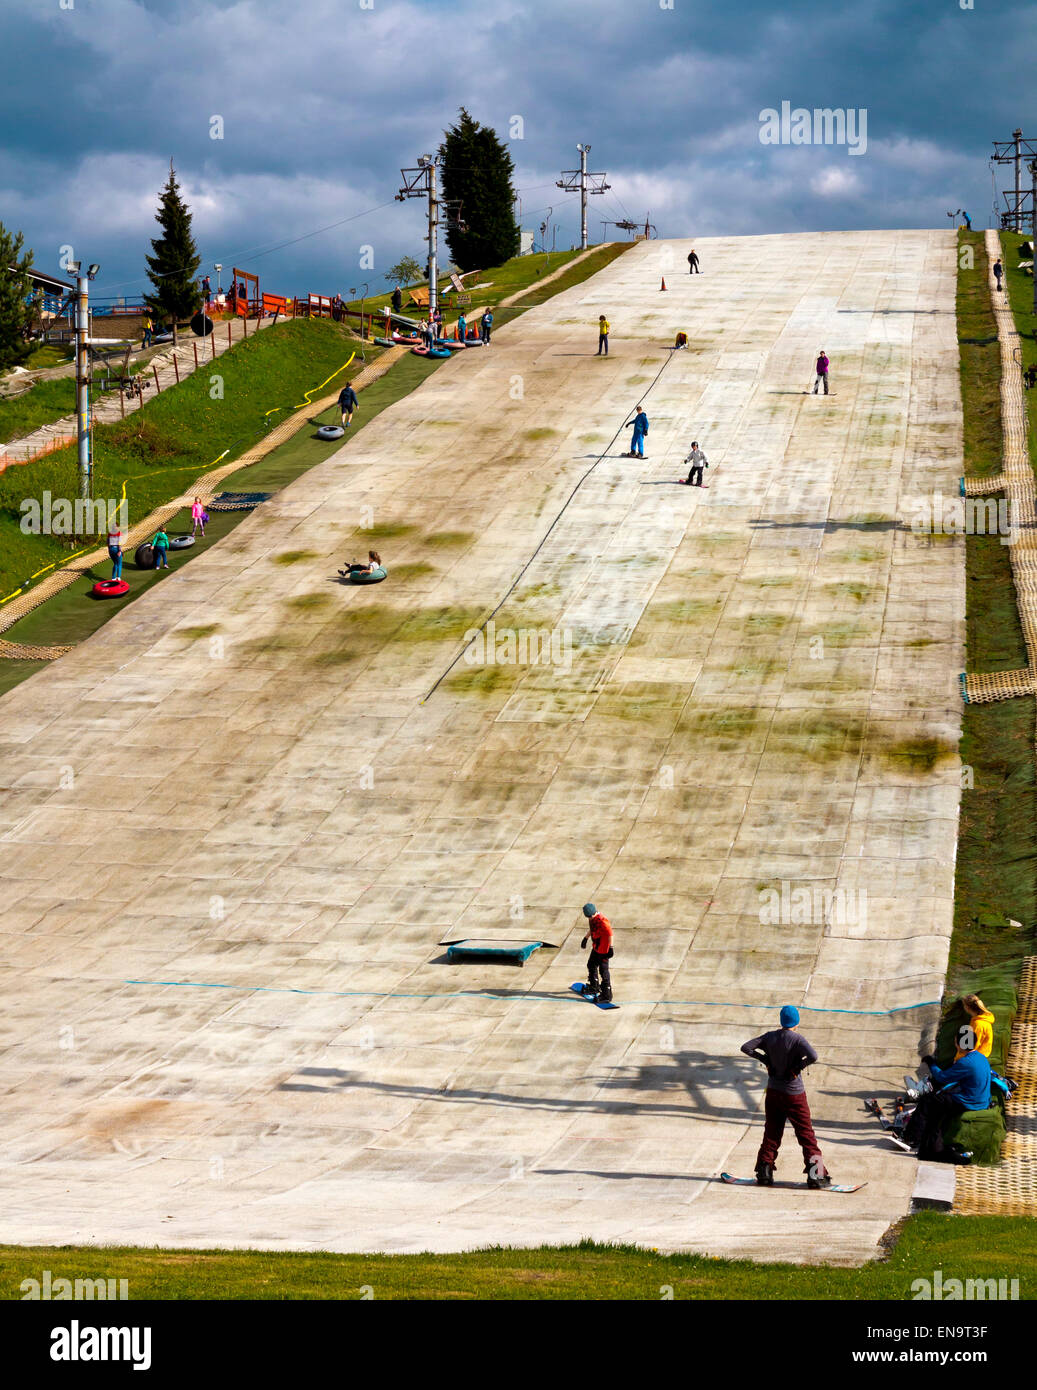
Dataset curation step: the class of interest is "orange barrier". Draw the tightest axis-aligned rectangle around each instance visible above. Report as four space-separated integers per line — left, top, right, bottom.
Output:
0 433 76 474
261 293 289 318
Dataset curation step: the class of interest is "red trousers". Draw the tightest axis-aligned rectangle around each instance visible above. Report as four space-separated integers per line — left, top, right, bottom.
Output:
756 1088 827 1176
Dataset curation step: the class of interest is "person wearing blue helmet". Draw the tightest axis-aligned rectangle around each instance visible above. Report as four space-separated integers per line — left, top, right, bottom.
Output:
740 1005 832 1188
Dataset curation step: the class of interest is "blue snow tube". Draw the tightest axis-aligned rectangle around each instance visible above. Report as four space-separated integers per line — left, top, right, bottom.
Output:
348 565 387 585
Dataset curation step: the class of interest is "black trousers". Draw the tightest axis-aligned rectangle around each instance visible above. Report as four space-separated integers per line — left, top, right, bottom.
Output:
687 464 704 486
904 1092 965 1159
587 951 612 998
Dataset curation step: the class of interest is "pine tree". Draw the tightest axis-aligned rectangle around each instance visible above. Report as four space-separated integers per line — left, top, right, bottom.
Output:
0 221 36 372
144 161 201 339
439 110 520 273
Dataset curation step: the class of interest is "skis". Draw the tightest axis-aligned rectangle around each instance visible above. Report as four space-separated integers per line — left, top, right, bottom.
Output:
569 982 620 1010
720 1173 866 1193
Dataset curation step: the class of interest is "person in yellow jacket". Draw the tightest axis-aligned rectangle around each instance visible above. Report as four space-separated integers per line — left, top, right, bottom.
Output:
954 994 994 1060
597 315 610 356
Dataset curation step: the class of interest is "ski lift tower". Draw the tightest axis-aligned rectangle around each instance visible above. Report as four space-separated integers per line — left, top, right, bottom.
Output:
991 129 1037 231
557 144 610 250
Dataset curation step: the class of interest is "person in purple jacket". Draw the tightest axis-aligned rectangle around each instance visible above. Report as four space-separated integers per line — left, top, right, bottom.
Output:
812 349 830 395
741 1005 832 1187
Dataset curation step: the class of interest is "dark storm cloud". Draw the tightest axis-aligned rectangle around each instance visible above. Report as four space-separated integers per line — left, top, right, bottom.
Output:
1 0 1031 296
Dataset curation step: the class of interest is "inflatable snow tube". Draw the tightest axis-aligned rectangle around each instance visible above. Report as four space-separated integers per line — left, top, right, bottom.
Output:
92 579 129 599
317 425 345 441
168 534 195 551
374 337 396 347
436 339 466 350
134 543 156 569
347 565 388 585
411 347 451 359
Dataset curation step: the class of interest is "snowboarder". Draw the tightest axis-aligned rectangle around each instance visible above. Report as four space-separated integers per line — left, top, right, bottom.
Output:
338 380 359 427
812 349 830 395
625 405 649 457
687 249 700 274
740 1006 832 1188
579 903 613 1002
682 440 709 486
993 258 1004 291
673 331 689 349
597 315 610 356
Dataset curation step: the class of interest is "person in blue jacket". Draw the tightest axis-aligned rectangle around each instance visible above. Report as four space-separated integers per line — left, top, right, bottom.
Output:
901 1039 991 1161
625 406 649 458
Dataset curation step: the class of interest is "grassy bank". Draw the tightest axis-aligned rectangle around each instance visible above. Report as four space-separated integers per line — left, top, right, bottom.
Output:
950 228 1037 984
1 1213 1034 1299
0 317 369 601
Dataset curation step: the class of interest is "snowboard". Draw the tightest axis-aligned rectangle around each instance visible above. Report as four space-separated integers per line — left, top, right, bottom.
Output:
570 982 620 1010
720 1173 866 1193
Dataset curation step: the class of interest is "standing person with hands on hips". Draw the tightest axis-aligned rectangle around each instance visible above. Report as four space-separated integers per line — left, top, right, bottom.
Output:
741 1006 832 1188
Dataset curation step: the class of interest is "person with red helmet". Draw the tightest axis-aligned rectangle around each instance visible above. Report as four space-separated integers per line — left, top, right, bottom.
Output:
580 903 614 1003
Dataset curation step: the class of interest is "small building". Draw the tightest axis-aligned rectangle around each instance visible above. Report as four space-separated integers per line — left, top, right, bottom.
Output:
10 266 74 315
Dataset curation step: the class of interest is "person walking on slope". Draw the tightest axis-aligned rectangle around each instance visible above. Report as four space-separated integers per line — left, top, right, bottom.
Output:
812 349 830 395
625 405 649 457
597 314 610 356
338 380 359 427
682 439 709 486
741 1006 832 1188
993 258 1004 291
687 249 700 274
579 903 614 1002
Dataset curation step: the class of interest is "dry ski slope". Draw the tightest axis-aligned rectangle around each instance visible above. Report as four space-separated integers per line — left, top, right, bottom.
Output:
0 231 964 1263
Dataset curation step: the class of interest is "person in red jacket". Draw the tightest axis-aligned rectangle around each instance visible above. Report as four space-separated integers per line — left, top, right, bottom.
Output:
580 903 614 1002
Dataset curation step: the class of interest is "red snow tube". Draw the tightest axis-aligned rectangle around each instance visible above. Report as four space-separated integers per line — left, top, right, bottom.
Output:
92 579 129 599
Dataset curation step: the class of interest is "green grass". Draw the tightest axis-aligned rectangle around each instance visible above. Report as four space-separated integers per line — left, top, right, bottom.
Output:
2 1214 1034 1299
951 229 1037 982
0 318 374 602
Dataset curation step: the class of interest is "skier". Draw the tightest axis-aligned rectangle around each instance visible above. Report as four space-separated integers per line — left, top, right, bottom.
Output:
597 314 610 356
682 439 709 486
338 380 359 427
579 903 613 1002
740 1006 832 1188
993 258 1004 291
687 249 700 274
812 349 830 395
625 405 649 458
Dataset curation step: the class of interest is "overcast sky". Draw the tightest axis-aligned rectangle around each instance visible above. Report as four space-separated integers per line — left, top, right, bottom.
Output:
2 0 1032 301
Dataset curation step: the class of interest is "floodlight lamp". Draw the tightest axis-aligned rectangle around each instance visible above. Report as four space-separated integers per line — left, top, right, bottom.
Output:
88 264 100 278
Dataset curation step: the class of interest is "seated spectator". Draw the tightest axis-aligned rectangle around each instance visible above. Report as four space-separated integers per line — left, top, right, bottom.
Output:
900 1036 991 1161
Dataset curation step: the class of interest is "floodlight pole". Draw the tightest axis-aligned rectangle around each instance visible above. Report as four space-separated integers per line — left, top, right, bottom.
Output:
74 269 92 501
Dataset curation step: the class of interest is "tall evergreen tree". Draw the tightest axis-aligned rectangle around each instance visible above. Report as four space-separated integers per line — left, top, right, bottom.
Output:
144 161 201 337
439 110 520 272
0 222 36 372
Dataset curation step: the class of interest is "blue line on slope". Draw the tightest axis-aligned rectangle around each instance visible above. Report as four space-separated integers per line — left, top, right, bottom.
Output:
124 979 939 1017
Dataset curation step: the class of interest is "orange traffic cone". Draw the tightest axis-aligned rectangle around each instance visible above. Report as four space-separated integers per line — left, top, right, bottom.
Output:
660 277 667 291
